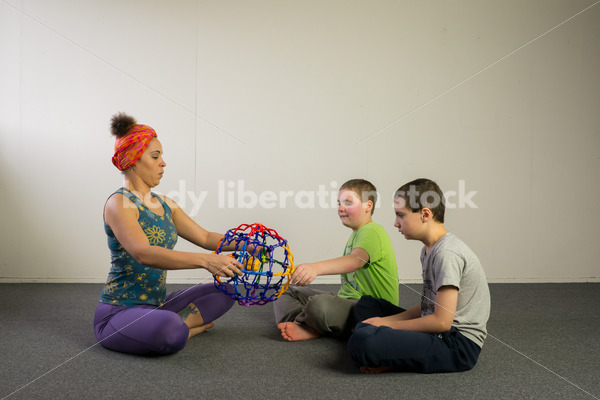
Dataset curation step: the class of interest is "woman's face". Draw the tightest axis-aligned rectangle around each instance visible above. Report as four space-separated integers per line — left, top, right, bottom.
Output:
131 138 166 188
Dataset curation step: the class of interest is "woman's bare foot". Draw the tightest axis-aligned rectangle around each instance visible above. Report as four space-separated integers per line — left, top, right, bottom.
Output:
277 322 320 341
188 322 214 338
359 366 394 374
178 303 214 338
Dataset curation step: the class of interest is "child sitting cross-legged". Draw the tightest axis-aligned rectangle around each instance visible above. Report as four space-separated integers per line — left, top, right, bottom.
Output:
347 178 490 374
274 179 399 342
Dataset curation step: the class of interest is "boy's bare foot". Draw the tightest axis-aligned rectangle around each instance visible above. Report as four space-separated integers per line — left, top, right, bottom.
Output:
359 366 394 374
277 322 320 341
188 322 215 338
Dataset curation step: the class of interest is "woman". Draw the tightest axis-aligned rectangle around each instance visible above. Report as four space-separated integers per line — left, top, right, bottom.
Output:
94 112 243 355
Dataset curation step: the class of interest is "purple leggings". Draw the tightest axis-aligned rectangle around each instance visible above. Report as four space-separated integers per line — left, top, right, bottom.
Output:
94 284 234 355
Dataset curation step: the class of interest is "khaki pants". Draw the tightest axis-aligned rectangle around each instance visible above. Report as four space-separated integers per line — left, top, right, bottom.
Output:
273 286 358 338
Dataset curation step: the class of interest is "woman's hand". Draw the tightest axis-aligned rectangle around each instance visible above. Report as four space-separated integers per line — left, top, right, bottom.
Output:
245 244 267 258
204 254 244 277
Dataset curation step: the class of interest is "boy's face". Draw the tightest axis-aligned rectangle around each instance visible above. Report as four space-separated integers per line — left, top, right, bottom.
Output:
338 189 372 231
393 197 423 240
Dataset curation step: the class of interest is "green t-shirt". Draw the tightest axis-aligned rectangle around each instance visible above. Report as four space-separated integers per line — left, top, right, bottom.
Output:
337 221 399 305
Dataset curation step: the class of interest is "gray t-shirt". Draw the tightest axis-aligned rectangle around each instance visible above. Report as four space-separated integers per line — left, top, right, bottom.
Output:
420 233 491 348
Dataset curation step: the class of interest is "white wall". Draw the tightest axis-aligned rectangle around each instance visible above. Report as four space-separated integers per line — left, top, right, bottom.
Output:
1 0 599 284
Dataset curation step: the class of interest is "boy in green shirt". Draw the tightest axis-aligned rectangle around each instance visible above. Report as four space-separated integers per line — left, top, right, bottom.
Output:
274 179 399 341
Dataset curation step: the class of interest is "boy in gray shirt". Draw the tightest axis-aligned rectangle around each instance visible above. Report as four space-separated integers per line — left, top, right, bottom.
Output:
347 178 490 373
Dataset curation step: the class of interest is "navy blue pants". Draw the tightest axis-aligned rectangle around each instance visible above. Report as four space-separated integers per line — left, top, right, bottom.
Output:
347 295 481 373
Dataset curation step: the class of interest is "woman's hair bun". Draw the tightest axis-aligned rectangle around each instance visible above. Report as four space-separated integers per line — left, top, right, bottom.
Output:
110 112 137 138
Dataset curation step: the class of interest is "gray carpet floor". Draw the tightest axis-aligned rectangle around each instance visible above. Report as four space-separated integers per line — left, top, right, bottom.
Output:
1 283 599 400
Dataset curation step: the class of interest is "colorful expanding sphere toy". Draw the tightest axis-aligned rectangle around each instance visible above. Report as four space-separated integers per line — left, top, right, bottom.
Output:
213 223 295 306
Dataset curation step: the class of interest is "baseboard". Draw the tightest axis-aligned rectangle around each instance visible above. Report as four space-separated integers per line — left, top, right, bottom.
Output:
1 277 598 283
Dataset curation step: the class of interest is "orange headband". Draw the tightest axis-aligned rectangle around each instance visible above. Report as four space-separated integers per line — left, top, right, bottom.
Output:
111 124 157 171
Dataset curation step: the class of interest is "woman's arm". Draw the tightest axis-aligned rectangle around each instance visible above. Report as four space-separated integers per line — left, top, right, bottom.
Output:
363 286 458 333
164 196 226 250
104 194 242 277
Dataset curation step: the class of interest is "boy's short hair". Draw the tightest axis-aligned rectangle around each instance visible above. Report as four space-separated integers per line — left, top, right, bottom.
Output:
340 179 378 215
395 178 445 223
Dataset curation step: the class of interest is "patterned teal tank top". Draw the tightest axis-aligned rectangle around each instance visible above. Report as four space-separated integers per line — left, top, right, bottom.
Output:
99 188 178 307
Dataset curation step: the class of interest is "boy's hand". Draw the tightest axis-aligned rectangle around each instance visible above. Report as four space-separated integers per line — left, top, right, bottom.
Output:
291 263 319 286
362 317 386 327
